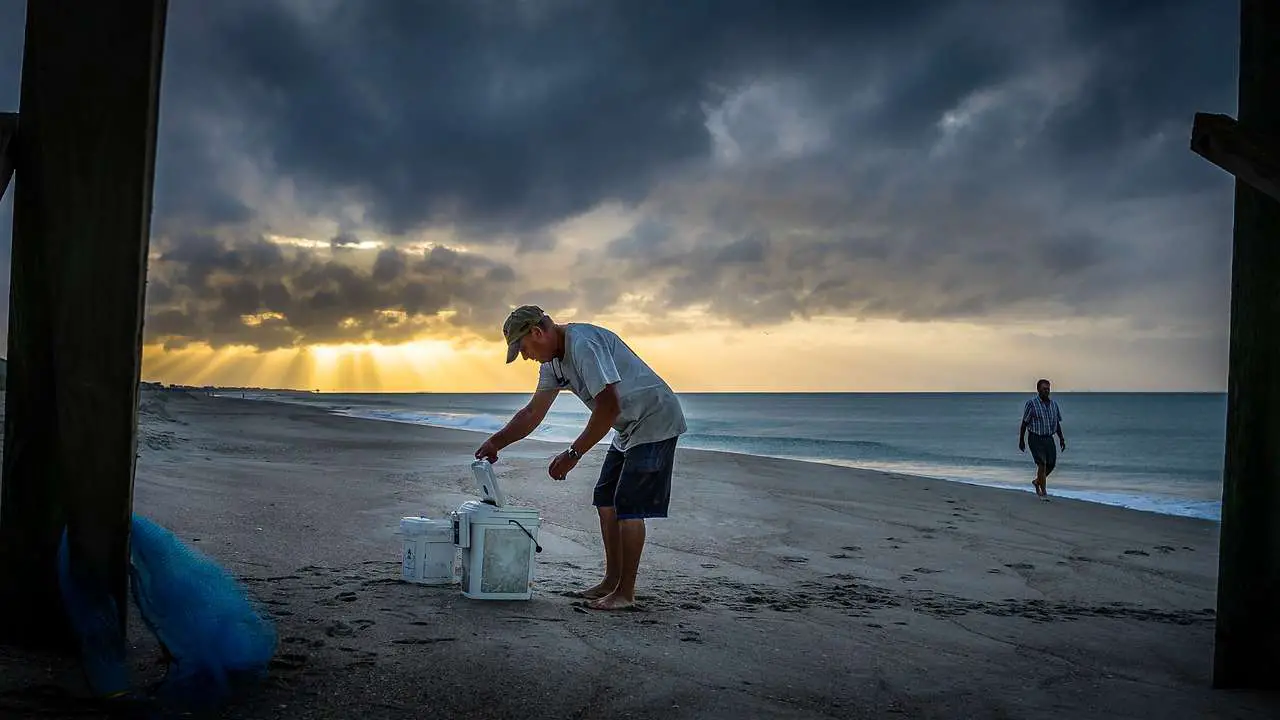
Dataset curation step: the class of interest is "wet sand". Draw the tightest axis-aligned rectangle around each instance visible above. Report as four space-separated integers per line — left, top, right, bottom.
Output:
0 390 1276 719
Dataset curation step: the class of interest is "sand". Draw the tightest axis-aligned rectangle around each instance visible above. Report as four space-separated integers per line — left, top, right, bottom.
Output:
0 390 1276 719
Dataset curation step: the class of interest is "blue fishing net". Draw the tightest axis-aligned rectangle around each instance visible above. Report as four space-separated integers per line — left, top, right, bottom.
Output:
57 514 278 710
55 530 131 699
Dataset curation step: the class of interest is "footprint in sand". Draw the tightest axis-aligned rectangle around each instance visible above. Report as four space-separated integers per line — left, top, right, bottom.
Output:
911 567 941 574
361 578 401 588
986 569 1002 574
569 599 649 613
326 622 355 638
780 556 809 564
270 653 307 671
899 574 918 582
841 545 862 552
1123 549 1150 557
1154 545 1176 553
325 619 374 637
1004 563 1035 571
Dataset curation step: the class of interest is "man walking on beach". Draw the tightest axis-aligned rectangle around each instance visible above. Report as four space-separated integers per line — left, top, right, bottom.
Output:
475 305 687 610
1019 379 1066 500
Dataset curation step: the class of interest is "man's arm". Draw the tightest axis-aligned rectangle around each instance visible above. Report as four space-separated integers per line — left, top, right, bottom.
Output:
548 335 623 479
488 389 558 450
571 383 621 456
1019 401 1030 446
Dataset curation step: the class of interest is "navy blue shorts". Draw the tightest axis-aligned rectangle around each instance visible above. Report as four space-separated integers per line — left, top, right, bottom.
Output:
1028 433 1057 474
593 436 679 520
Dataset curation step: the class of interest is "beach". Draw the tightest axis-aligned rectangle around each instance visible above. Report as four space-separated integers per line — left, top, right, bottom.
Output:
1 390 1275 719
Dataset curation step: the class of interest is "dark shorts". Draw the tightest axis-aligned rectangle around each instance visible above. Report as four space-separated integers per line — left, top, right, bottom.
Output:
1028 433 1057 473
593 436 679 520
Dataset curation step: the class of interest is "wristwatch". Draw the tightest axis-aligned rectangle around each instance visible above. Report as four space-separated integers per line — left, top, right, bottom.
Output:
567 447 582 460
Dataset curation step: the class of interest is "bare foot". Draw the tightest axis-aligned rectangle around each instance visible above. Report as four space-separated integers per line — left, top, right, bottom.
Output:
578 580 617 600
588 591 635 611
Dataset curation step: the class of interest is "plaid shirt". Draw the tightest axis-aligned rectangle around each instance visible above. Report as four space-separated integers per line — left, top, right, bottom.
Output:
1022 396 1062 437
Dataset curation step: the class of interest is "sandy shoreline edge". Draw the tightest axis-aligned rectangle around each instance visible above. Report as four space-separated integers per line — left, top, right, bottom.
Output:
231 390 1221 523
0 390 1272 719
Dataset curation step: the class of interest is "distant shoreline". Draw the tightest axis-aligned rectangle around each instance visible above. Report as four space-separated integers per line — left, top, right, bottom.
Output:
209 389 1225 524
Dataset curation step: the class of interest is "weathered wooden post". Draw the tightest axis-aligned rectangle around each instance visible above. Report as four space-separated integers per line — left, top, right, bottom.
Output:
0 113 15 200
0 1 168 648
1191 0 1280 691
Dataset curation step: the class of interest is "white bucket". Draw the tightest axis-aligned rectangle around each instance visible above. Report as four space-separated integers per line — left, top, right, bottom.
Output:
452 501 541 600
399 516 457 585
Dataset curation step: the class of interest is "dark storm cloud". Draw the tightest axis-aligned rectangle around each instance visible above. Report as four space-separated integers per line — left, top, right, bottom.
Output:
0 0 1241 362
1040 1 1238 198
153 0 952 234
144 236 519 350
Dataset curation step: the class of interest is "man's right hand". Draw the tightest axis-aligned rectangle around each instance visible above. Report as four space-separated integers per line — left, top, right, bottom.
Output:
475 438 500 463
1018 437 1026 452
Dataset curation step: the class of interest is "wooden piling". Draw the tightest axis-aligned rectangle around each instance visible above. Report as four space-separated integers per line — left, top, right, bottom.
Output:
0 1 168 648
0 113 15 200
1211 0 1280 690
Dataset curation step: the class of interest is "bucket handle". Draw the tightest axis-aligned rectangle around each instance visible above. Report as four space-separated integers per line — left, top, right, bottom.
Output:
508 519 542 553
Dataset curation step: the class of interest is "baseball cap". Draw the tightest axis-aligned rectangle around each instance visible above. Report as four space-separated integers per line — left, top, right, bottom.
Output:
502 305 547 363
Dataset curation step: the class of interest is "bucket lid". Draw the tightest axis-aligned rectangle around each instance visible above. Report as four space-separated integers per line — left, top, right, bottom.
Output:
399 516 451 536
454 500 540 521
469 460 508 507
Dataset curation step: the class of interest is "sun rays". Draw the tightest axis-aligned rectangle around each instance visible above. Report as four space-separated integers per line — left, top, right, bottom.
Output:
142 340 457 392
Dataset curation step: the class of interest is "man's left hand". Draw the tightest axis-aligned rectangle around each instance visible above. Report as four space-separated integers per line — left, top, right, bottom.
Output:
1059 438 1067 451
548 450 579 481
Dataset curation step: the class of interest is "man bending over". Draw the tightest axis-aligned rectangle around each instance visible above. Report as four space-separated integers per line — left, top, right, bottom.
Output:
475 305 687 610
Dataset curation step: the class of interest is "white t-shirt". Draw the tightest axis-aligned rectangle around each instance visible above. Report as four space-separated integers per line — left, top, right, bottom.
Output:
537 323 686 451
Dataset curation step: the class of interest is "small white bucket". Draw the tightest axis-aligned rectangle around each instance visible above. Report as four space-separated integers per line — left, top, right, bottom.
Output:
399 516 457 585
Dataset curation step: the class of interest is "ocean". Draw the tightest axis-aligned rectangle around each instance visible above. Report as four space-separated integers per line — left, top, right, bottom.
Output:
224 391 1227 522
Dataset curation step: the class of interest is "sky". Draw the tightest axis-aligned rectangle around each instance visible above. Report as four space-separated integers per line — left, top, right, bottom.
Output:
0 1 1242 393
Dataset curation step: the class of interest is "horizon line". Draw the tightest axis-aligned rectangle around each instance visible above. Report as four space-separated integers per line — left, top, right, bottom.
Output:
152 384 1228 396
